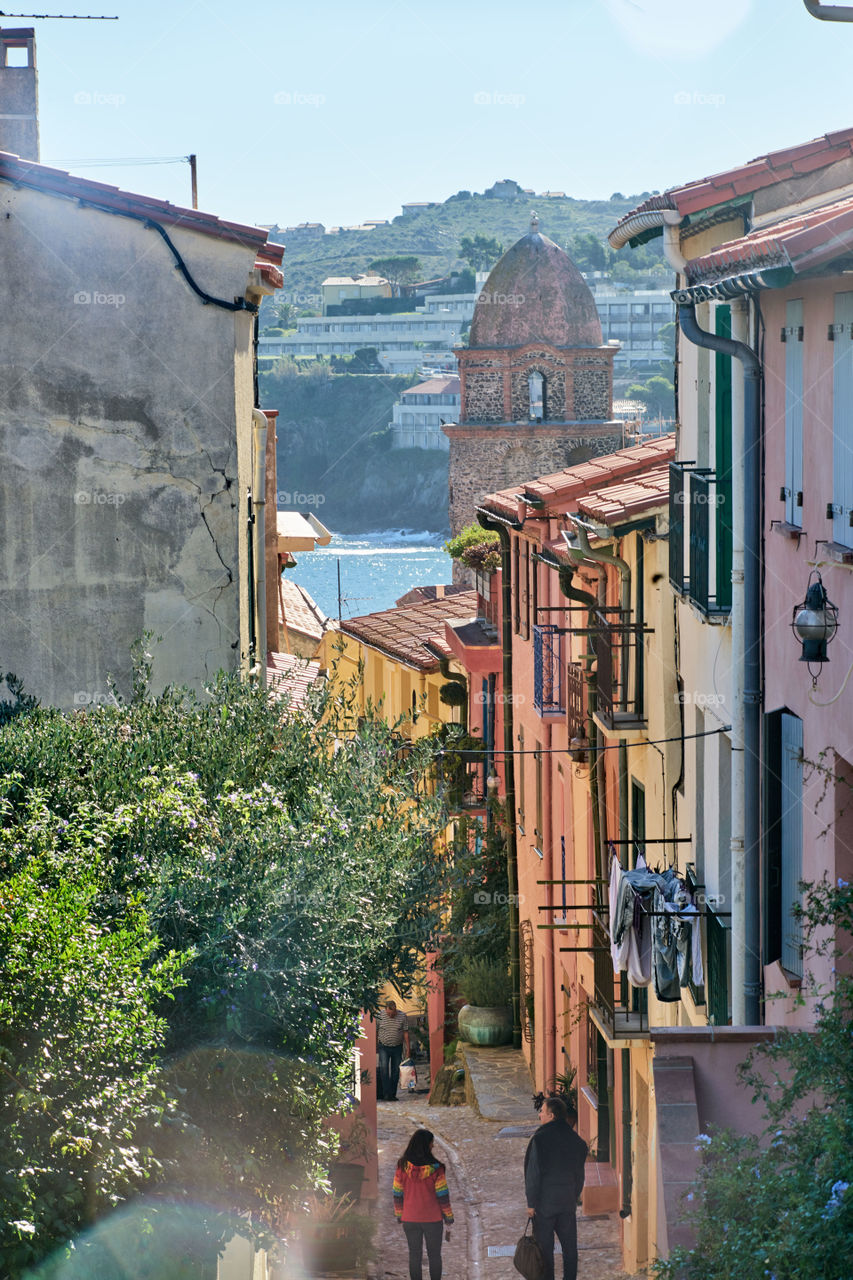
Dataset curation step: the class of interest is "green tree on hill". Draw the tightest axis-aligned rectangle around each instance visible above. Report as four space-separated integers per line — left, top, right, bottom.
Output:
367 255 423 295
459 234 504 272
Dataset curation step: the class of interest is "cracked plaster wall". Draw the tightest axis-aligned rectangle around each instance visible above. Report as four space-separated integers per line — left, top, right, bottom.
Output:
0 183 260 707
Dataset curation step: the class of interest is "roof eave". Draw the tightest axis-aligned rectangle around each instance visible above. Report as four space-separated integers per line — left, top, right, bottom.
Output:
672 264 795 302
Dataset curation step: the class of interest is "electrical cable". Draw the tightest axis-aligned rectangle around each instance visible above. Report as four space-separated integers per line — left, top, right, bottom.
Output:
436 725 731 757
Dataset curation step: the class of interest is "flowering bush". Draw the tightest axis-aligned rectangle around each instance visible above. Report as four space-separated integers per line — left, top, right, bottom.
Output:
651 878 853 1280
0 661 450 1274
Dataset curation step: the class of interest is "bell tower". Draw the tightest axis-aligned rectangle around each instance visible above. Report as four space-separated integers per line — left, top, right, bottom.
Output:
0 27 39 161
443 216 621 535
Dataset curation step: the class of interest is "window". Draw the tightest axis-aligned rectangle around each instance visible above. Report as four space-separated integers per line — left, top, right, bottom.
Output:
832 292 853 547
764 710 804 977
529 371 545 420
630 779 646 867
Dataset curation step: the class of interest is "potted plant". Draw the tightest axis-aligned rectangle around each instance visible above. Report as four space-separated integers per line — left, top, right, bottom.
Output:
298 1191 375 1276
328 1113 372 1201
456 956 513 1046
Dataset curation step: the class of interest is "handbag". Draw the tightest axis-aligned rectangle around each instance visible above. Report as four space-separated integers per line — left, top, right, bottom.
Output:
513 1218 546 1280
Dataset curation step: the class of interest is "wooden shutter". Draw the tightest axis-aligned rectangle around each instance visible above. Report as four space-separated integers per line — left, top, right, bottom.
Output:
780 712 804 976
784 299 804 528
832 292 853 547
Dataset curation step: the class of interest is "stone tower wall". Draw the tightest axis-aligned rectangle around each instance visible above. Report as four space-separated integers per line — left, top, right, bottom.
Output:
446 424 623 535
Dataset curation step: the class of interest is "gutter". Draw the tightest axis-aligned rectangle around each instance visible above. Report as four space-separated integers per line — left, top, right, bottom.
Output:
675 302 761 1027
251 409 268 684
476 507 522 1049
803 0 853 18
676 264 794 302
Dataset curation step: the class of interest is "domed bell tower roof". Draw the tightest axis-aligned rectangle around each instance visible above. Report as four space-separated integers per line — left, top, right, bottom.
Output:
468 213 603 350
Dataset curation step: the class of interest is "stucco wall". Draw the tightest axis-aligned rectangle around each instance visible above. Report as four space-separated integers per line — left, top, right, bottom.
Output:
0 183 261 706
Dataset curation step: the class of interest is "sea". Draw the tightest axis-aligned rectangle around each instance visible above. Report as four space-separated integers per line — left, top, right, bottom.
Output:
289 530 453 620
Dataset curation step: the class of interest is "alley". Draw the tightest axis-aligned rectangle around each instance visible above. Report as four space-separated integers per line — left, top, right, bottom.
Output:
374 1093 640 1280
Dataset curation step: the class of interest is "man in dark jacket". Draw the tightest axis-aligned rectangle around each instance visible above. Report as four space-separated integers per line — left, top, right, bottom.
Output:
524 1095 588 1280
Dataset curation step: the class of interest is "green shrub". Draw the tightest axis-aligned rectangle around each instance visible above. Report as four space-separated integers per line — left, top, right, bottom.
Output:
457 956 512 1007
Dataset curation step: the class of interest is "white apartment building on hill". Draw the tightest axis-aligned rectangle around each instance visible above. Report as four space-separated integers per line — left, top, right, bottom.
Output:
389 375 460 450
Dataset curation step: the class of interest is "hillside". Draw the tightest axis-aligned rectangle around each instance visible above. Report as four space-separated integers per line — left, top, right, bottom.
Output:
261 364 449 533
271 187 666 300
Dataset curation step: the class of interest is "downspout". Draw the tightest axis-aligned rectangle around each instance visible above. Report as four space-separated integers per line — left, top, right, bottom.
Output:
569 516 632 699
478 510 522 1048
252 409 268 684
675 301 761 1026
803 1 853 19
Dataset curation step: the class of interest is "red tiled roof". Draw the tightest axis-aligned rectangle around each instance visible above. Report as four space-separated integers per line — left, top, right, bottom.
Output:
338 590 481 670
479 435 676 520
609 126 853 245
401 375 460 398
0 150 284 262
266 650 322 712
279 578 327 644
683 191 853 286
575 462 671 523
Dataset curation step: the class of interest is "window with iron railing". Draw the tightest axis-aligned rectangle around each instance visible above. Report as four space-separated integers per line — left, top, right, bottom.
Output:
669 462 732 615
533 624 565 714
590 609 646 729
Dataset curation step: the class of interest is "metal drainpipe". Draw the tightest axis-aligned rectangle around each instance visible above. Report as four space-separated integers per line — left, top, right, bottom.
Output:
803 1 853 19
676 301 761 1025
251 409 268 684
477 511 522 1048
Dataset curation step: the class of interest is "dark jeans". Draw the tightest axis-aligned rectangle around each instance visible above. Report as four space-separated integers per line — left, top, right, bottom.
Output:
533 1208 578 1280
378 1042 403 1099
402 1220 443 1280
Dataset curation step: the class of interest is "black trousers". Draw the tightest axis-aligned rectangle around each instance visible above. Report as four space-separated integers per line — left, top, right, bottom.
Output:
402 1220 443 1280
533 1208 578 1280
378 1042 403 1099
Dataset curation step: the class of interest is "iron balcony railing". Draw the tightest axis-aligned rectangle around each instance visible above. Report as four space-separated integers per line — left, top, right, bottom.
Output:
591 911 649 1039
591 609 647 729
670 463 732 615
669 460 688 594
533 623 565 714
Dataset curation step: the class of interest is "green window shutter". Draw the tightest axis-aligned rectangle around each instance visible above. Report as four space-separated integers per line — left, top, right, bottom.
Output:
715 305 733 610
780 712 804 977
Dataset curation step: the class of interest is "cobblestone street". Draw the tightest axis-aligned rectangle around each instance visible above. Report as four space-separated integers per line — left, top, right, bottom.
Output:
374 1090 640 1280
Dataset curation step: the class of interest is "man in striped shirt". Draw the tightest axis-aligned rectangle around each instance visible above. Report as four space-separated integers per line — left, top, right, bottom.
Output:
376 999 410 1101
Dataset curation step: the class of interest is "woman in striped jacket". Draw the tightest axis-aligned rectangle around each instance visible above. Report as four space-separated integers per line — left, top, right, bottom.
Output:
393 1128 454 1280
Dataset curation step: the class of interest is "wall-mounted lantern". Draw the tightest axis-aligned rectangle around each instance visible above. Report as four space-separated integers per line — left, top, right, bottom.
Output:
792 570 839 683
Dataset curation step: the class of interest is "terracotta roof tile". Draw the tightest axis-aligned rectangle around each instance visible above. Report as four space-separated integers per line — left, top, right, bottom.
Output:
279 578 327 645
338 590 481 670
0 150 284 260
575 463 671 523
266 651 322 713
684 192 853 285
609 126 853 244
479 435 676 520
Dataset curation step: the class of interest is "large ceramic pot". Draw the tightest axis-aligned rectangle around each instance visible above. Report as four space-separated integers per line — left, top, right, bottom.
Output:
457 1003 512 1046
302 1231 359 1276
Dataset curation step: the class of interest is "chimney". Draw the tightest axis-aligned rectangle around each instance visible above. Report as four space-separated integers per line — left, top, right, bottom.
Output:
0 27 39 161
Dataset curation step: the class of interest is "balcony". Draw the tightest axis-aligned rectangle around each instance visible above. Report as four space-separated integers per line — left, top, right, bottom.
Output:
533 624 565 715
669 462 732 616
590 609 647 731
589 913 650 1041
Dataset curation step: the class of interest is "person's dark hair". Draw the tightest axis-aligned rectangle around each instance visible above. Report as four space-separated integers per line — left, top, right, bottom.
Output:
398 1128 440 1169
543 1094 570 1124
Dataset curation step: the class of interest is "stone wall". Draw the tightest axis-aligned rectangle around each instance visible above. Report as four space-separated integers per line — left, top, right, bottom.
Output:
0 182 262 707
446 425 623 535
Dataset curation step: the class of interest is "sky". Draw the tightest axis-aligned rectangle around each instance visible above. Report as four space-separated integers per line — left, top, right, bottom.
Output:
13 0 853 232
